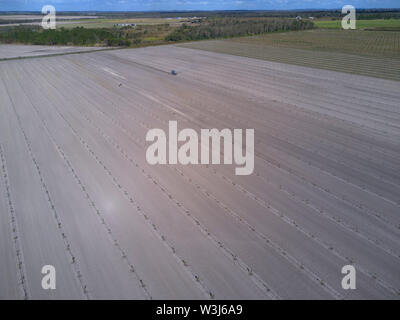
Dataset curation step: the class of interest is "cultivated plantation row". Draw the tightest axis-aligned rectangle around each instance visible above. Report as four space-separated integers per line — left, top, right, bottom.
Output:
180 29 400 81
0 45 399 299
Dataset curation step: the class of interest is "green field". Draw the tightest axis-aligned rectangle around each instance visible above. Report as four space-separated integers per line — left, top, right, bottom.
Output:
180 29 400 81
315 19 400 29
226 29 400 58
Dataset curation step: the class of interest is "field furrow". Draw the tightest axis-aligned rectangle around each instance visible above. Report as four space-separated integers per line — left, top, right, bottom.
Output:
0 42 399 299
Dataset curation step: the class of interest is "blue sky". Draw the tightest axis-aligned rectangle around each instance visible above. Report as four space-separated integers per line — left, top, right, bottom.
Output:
1 0 399 11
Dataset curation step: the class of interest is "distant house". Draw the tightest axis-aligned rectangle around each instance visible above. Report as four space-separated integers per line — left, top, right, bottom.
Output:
296 16 302 21
309 17 315 20
114 23 136 27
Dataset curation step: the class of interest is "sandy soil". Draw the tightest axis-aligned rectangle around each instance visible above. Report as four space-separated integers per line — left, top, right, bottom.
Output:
0 45 399 299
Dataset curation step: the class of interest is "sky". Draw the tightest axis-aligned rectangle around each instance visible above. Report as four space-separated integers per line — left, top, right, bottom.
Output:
1 0 399 11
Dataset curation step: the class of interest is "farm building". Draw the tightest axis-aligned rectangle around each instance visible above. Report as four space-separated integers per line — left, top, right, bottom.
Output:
114 23 136 27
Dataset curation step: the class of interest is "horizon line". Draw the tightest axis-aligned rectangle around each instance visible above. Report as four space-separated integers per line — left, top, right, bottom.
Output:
1 8 400 13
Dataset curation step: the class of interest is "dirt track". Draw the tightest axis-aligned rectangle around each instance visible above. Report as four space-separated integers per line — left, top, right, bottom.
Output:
0 44 107 60
0 45 399 299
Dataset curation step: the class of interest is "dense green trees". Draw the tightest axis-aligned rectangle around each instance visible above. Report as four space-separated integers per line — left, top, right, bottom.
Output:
165 18 314 42
0 22 172 46
0 26 131 46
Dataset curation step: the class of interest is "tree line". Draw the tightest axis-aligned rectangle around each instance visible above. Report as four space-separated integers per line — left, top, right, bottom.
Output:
0 26 132 46
165 18 315 42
